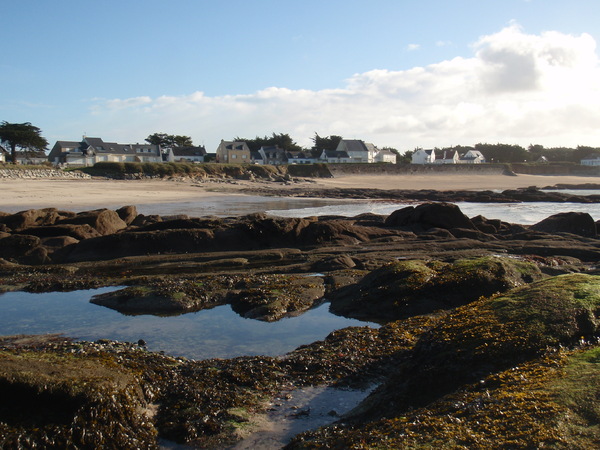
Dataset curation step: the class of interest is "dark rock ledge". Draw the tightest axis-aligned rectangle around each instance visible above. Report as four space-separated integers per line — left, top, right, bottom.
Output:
0 201 600 447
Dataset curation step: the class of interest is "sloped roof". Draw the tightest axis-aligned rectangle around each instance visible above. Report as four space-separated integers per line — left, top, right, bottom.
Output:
337 139 368 153
323 150 350 158
172 146 206 157
581 153 600 161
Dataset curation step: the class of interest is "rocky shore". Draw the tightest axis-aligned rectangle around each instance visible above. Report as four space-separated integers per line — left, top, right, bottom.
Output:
1 194 600 447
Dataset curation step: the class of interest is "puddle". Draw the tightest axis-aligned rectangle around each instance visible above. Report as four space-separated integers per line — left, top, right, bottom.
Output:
229 384 377 449
0 288 378 360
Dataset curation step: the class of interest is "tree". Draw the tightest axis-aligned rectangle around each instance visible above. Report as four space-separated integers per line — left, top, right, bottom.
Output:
234 133 303 153
474 143 528 163
396 149 415 164
311 133 343 152
0 121 49 164
145 133 193 148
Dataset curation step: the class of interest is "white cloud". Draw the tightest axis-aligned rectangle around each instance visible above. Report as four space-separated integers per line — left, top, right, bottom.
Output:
407 43 421 51
86 24 600 151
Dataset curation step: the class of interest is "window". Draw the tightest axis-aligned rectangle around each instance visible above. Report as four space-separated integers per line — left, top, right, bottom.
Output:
232 154 237 159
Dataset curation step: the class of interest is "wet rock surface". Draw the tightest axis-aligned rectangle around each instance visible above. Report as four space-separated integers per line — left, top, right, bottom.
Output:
0 195 600 447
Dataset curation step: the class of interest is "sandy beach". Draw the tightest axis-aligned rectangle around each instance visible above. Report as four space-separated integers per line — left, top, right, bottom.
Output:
0 173 599 212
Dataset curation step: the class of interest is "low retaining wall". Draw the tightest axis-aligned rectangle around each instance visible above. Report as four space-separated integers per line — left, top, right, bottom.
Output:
327 163 509 176
0 169 91 179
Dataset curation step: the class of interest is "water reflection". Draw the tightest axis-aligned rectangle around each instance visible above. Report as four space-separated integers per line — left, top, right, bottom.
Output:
0 288 377 360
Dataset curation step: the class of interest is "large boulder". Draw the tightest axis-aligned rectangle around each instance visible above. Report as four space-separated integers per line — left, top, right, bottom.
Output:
63 229 216 262
0 345 157 446
0 234 41 260
385 203 475 231
531 211 597 237
353 274 600 422
0 208 75 232
116 205 138 225
16 224 101 240
57 209 127 236
329 256 542 322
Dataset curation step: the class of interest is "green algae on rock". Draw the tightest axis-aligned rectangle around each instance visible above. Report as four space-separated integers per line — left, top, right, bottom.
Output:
329 256 543 322
287 274 600 449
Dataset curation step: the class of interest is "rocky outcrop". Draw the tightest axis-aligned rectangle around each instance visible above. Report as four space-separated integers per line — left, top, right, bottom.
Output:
384 202 475 230
531 211 597 237
57 209 127 236
329 256 543 322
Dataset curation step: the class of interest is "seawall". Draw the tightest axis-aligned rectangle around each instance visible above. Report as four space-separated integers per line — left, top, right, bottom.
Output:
0 168 91 179
327 163 510 176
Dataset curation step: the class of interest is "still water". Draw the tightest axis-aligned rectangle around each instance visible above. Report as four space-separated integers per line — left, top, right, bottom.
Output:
0 287 377 360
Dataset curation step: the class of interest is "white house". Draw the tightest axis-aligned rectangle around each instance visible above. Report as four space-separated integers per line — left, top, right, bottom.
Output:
0 145 8 163
581 154 600 166
460 150 486 164
171 146 206 163
374 148 397 163
434 149 459 164
411 149 435 164
319 150 352 163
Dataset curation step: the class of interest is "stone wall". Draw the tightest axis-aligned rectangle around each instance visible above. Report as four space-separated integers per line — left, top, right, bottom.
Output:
0 168 91 179
327 163 509 176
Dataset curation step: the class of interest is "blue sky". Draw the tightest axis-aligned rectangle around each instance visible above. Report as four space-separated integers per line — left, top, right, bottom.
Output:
2 0 600 151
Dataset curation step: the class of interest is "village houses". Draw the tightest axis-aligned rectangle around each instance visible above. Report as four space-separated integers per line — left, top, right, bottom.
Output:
411 148 485 164
48 137 163 166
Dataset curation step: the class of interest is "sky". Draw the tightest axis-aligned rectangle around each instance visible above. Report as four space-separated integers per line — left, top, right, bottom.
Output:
2 0 600 153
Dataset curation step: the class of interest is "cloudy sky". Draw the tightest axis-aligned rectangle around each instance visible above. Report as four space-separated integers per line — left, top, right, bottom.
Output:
2 0 599 152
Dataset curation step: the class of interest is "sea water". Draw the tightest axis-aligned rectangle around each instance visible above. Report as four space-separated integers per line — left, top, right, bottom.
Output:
131 193 600 225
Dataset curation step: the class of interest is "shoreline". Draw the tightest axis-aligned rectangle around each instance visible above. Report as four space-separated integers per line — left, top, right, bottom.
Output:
0 173 599 212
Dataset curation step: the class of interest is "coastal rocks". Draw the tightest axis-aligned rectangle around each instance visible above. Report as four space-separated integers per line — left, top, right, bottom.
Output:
0 208 75 232
229 274 325 321
57 208 127 236
0 234 41 260
384 202 475 231
91 284 213 315
531 211 597 237
116 205 138 225
16 223 101 240
0 345 156 447
289 274 600 449
329 256 542 322
350 274 600 421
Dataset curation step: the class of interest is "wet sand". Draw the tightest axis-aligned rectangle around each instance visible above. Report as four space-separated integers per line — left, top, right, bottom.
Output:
0 173 598 212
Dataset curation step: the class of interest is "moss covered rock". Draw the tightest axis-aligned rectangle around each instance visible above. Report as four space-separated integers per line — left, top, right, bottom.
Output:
329 256 542 322
346 273 600 421
0 350 157 448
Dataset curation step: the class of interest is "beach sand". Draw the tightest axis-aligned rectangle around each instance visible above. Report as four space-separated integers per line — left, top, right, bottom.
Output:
0 173 598 212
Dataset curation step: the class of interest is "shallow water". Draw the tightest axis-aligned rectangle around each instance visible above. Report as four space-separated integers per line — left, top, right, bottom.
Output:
0 288 378 360
266 199 600 225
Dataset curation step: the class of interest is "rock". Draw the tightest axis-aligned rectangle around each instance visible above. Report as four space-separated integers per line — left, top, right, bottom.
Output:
0 349 156 446
0 234 41 260
16 224 101 240
229 274 325 322
329 256 542 322
0 208 72 231
91 286 206 315
41 235 80 250
57 209 127 236
20 246 51 265
130 214 163 227
385 203 475 231
64 229 216 262
116 205 138 225
312 255 357 271
531 212 597 237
